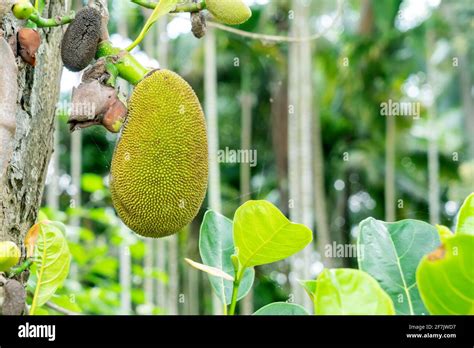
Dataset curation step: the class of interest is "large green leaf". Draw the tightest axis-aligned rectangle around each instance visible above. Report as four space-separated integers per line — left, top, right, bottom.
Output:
312 269 395 315
199 211 254 305
456 193 474 235
27 221 71 314
233 200 313 269
416 234 474 315
253 302 309 315
358 218 440 315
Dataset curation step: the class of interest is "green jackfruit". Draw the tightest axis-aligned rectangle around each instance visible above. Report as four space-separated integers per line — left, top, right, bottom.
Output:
0 241 20 272
206 0 252 25
110 70 208 238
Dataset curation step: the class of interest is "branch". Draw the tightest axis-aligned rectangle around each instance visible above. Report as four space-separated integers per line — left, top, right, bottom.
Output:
28 10 76 27
12 1 75 27
133 0 344 43
131 0 206 12
43 301 82 315
206 0 344 43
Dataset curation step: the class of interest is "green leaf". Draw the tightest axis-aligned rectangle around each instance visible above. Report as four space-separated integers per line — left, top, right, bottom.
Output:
199 211 254 305
184 258 234 281
436 225 454 243
313 269 395 315
456 193 474 235
233 200 313 268
416 234 474 315
30 221 71 314
299 280 317 302
357 218 440 315
127 0 178 51
254 302 309 315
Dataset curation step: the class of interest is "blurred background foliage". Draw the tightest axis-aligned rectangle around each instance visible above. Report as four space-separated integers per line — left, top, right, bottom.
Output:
38 0 473 314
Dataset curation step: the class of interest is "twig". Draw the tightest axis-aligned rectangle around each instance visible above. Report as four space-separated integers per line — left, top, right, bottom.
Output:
43 301 82 315
131 0 205 12
134 0 344 43
206 0 344 43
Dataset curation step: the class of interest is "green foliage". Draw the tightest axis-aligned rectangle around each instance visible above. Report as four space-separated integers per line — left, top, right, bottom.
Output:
233 200 313 269
27 221 71 314
254 302 309 315
307 269 395 315
198 211 254 305
187 200 312 314
456 193 474 235
416 234 474 315
357 218 440 314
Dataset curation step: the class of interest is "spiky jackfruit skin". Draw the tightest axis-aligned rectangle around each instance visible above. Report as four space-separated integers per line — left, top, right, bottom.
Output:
61 7 101 72
110 70 209 238
206 0 252 25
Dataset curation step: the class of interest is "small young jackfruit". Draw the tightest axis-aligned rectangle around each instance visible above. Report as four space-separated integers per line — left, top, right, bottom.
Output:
110 70 209 238
206 0 252 25
61 7 101 72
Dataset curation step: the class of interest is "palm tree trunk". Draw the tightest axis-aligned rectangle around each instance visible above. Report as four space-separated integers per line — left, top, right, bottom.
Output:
385 115 396 222
289 0 316 312
426 29 440 224
204 28 224 315
239 60 253 315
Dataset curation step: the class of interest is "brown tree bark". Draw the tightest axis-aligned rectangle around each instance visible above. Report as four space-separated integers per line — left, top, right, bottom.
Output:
0 1 66 253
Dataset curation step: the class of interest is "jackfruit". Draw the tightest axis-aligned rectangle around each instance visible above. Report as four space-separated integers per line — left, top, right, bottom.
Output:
61 7 101 72
110 70 208 238
206 0 252 25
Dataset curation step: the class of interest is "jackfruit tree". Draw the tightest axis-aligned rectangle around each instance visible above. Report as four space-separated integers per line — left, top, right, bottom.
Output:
0 0 252 314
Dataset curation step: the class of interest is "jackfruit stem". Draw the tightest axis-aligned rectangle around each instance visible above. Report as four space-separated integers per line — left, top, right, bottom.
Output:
12 3 76 28
131 0 207 12
96 41 150 86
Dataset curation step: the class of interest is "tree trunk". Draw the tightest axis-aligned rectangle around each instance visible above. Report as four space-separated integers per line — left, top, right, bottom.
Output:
289 0 315 312
271 81 289 215
204 28 223 315
385 114 396 222
426 29 440 225
0 0 67 274
239 59 253 315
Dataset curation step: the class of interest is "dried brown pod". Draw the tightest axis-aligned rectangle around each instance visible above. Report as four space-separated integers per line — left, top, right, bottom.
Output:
61 7 102 72
68 80 126 133
18 28 40 66
191 11 207 39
